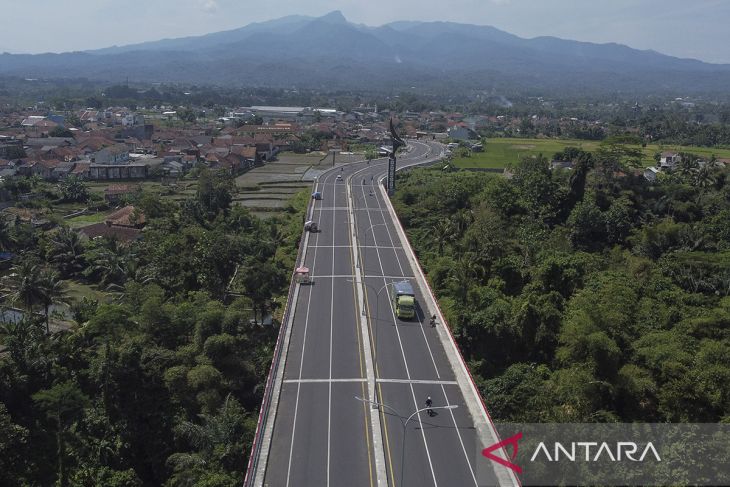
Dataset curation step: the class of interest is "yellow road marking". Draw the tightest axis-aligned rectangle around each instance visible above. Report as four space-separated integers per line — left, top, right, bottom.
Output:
348 194 375 487
361 247 397 487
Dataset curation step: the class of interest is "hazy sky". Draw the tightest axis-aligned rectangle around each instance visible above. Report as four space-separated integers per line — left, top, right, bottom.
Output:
2 0 729 63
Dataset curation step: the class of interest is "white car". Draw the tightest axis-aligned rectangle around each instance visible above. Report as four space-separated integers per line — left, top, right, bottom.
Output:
336 174 343 181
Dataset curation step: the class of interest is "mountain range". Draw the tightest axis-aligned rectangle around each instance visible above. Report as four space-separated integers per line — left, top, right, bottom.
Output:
1 11 728 95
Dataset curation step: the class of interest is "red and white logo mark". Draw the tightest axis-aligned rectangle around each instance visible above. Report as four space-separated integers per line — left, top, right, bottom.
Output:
482 432 523 474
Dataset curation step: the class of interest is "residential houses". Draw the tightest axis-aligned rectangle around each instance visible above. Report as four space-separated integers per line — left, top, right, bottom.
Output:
659 152 682 170
93 144 130 164
447 125 479 141
78 205 145 243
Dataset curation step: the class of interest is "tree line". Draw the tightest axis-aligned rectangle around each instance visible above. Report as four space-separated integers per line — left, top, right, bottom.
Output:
393 140 730 424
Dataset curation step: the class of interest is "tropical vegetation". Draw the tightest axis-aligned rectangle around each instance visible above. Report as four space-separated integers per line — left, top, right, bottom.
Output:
0 170 306 486
394 140 730 424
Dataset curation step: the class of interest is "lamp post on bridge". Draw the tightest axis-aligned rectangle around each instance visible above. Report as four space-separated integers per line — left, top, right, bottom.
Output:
355 396 458 486
348 278 397 407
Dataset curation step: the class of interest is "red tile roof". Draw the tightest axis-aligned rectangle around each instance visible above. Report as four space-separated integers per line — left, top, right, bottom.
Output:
106 205 145 227
79 223 141 242
71 162 90 174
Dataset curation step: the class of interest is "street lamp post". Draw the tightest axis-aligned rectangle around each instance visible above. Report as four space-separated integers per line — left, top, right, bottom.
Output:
355 396 458 486
399 404 459 487
355 219 392 400
349 279 397 407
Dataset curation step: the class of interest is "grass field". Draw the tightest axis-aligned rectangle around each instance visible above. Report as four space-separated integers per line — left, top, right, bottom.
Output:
452 138 730 169
65 212 109 228
84 181 194 195
63 280 108 303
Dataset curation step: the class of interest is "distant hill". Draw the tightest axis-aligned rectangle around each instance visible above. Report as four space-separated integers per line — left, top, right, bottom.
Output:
1 11 728 95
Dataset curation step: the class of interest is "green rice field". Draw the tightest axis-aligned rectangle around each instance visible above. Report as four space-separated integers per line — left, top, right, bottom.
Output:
452 138 730 169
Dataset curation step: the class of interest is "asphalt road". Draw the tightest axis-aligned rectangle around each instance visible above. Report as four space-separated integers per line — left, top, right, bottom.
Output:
264 141 497 486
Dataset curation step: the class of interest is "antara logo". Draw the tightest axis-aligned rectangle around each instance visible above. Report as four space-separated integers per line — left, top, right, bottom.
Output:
482 432 523 474
530 442 661 462
482 433 662 475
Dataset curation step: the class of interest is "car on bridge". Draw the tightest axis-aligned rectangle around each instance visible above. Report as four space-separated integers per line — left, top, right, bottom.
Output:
304 220 319 232
294 266 313 285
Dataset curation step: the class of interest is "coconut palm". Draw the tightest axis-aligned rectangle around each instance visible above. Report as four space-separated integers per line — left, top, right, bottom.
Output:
432 219 454 256
677 157 699 179
4 260 44 313
83 245 127 289
0 318 46 372
449 209 473 241
49 227 86 278
37 270 67 335
694 165 716 190
166 394 247 480
124 258 154 285
449 255 482 304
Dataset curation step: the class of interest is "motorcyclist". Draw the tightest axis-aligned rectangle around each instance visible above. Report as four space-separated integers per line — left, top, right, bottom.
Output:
429 314 437 327
425 396 433 416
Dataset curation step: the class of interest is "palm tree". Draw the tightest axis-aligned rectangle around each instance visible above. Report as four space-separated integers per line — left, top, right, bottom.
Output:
677 158 698 178
84 246 126 289
449 255 482 304
4 260 44 314
268 224 286 247
432 219 454 256
694 165 716 190
449 209 473 242
49 227 85 278
124 258 154 285
38 270 67 335
166 393 246 484
0 316 48 377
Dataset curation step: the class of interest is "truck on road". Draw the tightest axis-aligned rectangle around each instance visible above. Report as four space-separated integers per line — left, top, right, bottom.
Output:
390 281 416 319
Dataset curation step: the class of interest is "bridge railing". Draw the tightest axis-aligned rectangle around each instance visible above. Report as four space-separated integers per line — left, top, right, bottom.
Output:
243 182 315 487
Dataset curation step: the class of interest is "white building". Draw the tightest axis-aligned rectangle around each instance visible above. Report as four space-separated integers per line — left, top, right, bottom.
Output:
659 152 681 170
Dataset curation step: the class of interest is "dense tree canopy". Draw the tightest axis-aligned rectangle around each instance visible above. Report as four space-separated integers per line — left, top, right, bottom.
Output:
394 147 730 424
0 184 307 486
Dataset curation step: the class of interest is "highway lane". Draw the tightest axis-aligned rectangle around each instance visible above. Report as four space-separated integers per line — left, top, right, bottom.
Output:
262 140 501 486
264 162 375 487
349 141 493 486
